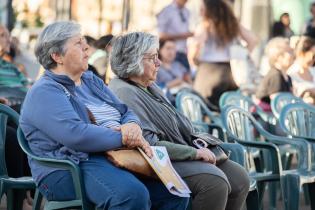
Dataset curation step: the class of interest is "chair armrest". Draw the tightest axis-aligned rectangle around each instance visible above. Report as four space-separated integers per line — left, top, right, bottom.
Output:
17 127 86 200
228 137 282 175
256 126 312 171
221 143 246 166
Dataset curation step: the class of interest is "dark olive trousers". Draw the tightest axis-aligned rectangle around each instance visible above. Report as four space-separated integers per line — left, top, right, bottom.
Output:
184 160 249 210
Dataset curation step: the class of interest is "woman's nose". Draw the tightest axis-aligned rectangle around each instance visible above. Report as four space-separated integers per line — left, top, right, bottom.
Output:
155 58 161 67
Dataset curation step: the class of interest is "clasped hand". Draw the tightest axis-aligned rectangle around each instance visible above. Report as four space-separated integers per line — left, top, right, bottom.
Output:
113 123 153 158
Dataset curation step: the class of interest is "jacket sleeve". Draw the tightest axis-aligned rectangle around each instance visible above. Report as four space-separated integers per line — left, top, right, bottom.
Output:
21 82 123 152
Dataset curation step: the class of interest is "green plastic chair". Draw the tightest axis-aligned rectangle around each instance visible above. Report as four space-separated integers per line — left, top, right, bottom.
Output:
279 103 315 140
17 128 96 210
0 104 36 210
222 105 315 210
279 102 315 205
219 91 277 125
175 91 226 140
221 143 259 210
271 92 303 119
220 90 296 173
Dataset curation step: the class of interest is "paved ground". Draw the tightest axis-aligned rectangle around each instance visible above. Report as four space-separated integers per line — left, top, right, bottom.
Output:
0 189 311 210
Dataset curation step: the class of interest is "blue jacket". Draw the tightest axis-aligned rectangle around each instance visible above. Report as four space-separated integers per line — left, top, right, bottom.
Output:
20 70 140 183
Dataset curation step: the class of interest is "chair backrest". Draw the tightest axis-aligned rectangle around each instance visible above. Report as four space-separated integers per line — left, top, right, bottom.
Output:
176 91 222 126
279 103 315 139
221 105 283 174
219 91 276 125
271 92 303 119
0 104 19 177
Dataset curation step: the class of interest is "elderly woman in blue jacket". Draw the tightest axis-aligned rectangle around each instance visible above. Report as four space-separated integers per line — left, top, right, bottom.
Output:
19 21 188 210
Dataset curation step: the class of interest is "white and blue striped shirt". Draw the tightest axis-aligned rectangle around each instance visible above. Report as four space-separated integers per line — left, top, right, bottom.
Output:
75 81 121 128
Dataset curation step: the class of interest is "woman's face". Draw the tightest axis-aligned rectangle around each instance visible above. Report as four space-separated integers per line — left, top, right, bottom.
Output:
140 47 161 86
159 41 176 63
279 46 295 71
0 26 10 56
301 46 315 67
200 0 206 18
60 34 89 74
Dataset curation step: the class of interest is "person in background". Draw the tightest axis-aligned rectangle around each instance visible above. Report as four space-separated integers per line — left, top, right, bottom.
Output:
20 21 188 209
157 0 193 72
0 25 32 209
288 36 315 104
256 37 294 111
87 35 107 79
109 31 250 210
303 1 315 39
189 0 257 109
94 34 114 84
0 25 29 112
157 39 192 98
84 35 102 78
271 13 294 38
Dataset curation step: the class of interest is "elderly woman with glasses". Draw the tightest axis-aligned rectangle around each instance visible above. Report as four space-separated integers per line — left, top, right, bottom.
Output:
109 32 250 210
19 21 188 210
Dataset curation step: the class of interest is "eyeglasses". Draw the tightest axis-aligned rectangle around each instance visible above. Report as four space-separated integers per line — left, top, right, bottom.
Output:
143 53 159 63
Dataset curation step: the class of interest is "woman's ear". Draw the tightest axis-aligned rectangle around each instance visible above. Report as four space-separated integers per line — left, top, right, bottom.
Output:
51 53 63 65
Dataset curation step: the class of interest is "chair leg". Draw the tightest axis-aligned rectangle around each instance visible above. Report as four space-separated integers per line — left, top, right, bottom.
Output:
257 181 266 210
269 182 278 210
246 188 259 210
281 175 300 210
307 182 315 210
33 189 43 210
6 189 14 210
7 189 25 210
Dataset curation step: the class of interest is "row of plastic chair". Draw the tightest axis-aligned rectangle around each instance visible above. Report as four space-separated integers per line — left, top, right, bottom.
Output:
175 89 315 210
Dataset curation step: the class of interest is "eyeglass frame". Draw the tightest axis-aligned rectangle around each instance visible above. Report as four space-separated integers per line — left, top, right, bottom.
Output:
142 52 160 64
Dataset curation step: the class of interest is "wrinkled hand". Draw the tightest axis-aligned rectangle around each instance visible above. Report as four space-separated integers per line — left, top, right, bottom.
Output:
119 122 143 148
139 138 153 158
113 123 153 158
195 148 216 164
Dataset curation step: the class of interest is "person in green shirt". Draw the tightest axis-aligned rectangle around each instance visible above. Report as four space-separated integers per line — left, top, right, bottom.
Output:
0 25 28 111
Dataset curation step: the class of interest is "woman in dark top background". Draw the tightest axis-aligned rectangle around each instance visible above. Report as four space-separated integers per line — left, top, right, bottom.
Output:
256 37 294 111
271 13 294 38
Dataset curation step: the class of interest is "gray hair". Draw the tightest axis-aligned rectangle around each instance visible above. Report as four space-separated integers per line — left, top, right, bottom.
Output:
265 37 290 67
34 21 81 69
110 32 159 78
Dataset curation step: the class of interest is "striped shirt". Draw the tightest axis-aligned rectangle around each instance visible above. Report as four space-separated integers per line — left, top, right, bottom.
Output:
0 58 28 89
75 80 121 128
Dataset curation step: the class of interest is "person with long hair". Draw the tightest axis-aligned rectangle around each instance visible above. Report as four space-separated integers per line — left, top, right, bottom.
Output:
190 0 257 108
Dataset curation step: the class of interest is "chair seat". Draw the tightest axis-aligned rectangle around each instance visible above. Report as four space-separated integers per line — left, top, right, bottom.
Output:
250 171 280 182
283 170 315 184
45 199 84 210
1 176 36 189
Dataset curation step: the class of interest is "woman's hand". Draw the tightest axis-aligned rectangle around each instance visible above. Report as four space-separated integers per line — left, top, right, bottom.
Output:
119 122 143 148
195 148 216 164
113 125 153 158
139 138 153 158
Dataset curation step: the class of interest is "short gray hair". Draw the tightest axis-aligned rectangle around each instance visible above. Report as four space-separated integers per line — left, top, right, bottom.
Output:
265 37 290 67
110 32 159 78
34 21 81 69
